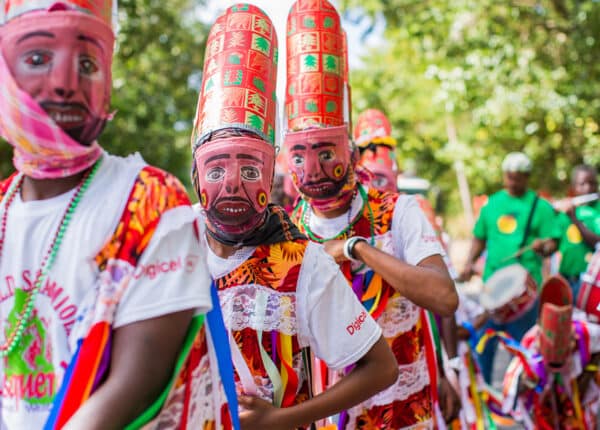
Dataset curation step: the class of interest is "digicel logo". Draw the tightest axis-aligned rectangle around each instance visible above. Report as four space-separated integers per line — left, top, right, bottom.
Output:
134 257 182 280
346 310 368 335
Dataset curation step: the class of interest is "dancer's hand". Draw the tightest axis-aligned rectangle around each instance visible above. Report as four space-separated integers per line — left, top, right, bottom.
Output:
323 239 349 264
438 376 461 423
239 396 291 430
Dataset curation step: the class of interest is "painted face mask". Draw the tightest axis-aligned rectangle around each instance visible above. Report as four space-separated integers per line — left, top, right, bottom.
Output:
284 125 356 213
194 137 276 242
359 145 398 192
0 9 114 178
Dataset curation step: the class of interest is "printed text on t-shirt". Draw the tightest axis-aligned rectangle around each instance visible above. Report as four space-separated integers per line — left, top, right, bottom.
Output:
347 310 368 335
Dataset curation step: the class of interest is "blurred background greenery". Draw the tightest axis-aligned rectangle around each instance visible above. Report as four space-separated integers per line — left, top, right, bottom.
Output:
1 0 598 227
341 0 599 217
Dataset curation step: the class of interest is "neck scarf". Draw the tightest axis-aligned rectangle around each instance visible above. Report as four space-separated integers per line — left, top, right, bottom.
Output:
205 204 306 247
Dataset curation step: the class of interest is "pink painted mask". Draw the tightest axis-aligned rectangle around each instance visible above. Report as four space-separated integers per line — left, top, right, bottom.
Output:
359 146 398 192
284 124 356 212
194 137 276 241
1 11 114 145
0 9 114 178
362 161 397 192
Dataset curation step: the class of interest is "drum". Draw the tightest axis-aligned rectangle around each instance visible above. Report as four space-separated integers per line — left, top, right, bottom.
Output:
576 248 600 322
480 264 538 324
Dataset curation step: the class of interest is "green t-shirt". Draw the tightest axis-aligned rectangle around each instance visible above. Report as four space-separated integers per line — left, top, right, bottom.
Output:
473 189 560 285
558 204 600 277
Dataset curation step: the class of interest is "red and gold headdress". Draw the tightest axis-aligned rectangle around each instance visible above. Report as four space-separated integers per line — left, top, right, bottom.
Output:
192 3 278 148
283 0 357 213
538 276 573 367
285 0 348 131
353 108 396 148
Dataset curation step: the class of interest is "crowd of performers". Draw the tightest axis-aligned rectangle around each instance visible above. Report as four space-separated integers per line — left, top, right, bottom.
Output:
0 1 599 429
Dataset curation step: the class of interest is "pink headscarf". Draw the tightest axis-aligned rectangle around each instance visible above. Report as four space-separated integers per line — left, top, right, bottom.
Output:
0 6 114 178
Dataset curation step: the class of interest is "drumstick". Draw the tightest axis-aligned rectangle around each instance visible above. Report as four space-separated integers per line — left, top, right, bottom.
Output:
553 193 599 210
499 243 536 263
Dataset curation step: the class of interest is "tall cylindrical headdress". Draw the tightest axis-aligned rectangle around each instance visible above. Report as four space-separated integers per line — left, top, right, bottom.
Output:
354 108 396 148
285 0 346 130
192 3 278 149
538 276 574 367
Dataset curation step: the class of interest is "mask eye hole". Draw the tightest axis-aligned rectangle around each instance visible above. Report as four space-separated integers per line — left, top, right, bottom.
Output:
372 176 388 188
24 51 52 67
241 166 261 181
79 56 100 75
292 154 304 167
318 150 335 162
206 166 225 182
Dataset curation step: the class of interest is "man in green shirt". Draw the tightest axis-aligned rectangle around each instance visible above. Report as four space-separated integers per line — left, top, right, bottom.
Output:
556 165 600 299
459 152 560 382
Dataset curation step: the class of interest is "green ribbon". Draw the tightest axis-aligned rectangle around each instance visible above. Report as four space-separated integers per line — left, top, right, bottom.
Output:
125 315 205 430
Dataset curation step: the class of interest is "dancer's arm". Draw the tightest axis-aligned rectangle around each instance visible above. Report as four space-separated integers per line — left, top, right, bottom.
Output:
64 309 195 430
325 239 457 316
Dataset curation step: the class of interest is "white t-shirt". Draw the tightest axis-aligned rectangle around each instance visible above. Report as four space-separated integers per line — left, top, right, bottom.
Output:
206 239 382 371
306 191 443 266
0 153 212 429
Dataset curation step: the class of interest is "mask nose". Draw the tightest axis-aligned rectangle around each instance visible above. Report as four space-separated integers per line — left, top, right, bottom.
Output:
224 165 241 194
49 54 77 100
305 154 322 181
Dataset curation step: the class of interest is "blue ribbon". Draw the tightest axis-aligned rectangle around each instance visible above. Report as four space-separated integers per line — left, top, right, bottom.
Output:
461 321 478 349
206 281 241 430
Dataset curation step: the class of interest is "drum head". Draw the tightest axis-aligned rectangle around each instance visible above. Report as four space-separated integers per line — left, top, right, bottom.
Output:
480 264 529 311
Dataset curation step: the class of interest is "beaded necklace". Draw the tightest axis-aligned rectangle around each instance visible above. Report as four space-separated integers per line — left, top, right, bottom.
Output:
0 159 101 357
300 184 375 273
300 184 374 242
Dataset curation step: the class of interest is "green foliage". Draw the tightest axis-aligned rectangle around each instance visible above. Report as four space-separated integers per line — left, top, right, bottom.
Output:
341 0 600 213
1 0 209 185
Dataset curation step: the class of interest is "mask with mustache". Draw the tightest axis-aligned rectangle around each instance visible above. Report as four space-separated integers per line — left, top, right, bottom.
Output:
284 125 356 213
194 137 275 243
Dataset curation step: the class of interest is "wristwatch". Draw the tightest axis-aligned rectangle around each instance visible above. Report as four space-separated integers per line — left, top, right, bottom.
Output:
343 236 368 261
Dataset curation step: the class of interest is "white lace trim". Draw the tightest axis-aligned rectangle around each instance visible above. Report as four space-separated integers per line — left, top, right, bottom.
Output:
219 284 297 335
356 349 430 410
187 354 224 428
377 295 420 338
146 355 220 429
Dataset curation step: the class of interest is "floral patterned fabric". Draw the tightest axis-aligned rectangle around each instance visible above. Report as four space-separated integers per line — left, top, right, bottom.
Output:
293 187 435 430
216 240 311 408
